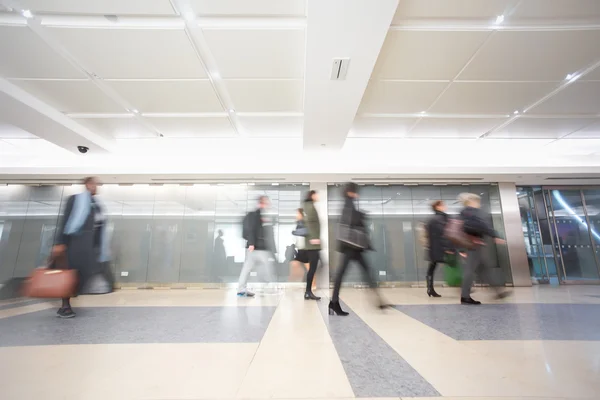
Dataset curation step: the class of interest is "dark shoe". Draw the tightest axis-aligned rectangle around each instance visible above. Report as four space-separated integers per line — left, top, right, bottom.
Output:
237 290 255 297
426 275 441 298
495 290 512 300
57 308 76 318
461 297 481 305
304 292 321 301
328 301 349 316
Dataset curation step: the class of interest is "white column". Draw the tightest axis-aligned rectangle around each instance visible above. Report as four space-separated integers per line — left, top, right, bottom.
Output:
498 182 532 287
310 182 330 290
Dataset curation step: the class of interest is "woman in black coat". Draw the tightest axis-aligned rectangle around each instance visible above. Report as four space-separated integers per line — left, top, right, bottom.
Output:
329 182 387 316
425 200 451 297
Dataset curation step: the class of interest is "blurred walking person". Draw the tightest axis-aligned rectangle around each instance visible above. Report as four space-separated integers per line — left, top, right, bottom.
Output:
303 190 322 300
238 196 274 297
52 177 110 318
458 193 510 305
425 200 452 297
329 183 387 316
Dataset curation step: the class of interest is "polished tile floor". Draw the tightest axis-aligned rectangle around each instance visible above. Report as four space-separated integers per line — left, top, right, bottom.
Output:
1 285 599 400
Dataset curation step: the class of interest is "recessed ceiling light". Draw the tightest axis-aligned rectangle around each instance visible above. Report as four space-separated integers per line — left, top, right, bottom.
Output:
228 109 235 113
566 73 574 80
419 111 426 115
132 109 139 114
513 110 519 114
495 15 504 24
271 183 280 186
22 9 33 18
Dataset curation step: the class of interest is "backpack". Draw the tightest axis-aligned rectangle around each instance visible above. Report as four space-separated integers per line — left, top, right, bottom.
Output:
416 221 429 248
242 211 254 240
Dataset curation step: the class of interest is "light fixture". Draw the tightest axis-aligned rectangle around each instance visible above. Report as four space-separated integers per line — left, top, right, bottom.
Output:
271 183 280 186
565 73 580 82
228 109 235 113
419 111 426 115
495 15 504 24
132 109 139 114
22 9 33 19
513 110 519 115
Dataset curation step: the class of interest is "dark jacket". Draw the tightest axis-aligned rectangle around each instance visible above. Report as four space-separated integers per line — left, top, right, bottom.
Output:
245 208 268 250
460 206 499 239
55 194 104 294
303 200 321 250
426 210 451 262
337 196 369 252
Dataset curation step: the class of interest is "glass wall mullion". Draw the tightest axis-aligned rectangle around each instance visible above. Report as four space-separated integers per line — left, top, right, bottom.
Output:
545 189 567 282
580 189 600 277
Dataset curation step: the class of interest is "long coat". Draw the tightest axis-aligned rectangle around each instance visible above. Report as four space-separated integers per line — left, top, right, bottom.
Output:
303 200 321 250
55 195 106 294
426 211 451 263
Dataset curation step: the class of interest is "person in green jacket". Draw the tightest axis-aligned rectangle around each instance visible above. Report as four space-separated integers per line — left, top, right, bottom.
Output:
303 190 321 300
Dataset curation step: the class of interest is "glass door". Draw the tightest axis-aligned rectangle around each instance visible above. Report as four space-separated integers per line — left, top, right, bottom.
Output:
517 187 550 284
545 189 600 282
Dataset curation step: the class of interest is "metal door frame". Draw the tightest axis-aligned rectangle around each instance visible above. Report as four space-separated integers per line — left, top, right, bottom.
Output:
528 188 551 283
543 187 600 284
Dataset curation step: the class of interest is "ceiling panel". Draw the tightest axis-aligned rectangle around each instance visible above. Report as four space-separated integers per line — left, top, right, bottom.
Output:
583 66 600 81
359 81 447 114
19 0 176 15
146 117 235 137
193 0 306 16
349 117 418 137
240 116 303 137
13 80 124 113
489 117 593 139
459 31 600 81
77 117 155 139
567 120 600 138
430 82 554 114
226 80 303 112
203 30 305 78
530 82 600 115
512 0 600 20
410 117 505 138
107 80 223 113
393 0 517 21
373 31 489 80
0 123 37 139
1 138 72 156
49 28 206 79
0 27 85 79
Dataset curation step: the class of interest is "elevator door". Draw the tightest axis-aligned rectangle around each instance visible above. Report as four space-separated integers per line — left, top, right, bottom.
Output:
545 189 600 283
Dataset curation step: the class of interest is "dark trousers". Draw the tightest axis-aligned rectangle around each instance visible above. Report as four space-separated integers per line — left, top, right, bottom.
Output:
427 261 438 278
331 248 378 303
305 250 320 293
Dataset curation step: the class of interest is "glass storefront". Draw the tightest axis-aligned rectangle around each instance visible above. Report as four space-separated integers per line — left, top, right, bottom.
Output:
327 184 512 286
0 184 306 286
518 186 600 283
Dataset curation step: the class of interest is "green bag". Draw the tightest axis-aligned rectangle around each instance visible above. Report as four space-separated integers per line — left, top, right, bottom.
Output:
444 253 462 287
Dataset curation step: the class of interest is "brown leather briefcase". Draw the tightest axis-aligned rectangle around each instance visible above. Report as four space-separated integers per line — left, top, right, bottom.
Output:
23 256 77 298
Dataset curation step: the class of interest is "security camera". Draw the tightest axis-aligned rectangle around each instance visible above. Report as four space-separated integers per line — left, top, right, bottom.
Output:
77 146 89 154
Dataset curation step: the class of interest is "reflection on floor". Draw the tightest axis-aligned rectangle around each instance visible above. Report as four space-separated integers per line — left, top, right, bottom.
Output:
0 285 599 400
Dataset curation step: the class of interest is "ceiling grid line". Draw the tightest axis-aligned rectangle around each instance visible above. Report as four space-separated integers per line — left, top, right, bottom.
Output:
405 30 497 135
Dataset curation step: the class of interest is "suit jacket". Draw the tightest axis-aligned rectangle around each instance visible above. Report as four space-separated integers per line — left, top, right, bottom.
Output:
303 200 321 250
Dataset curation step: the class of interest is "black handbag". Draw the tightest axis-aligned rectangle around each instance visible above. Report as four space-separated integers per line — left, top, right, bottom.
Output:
338 223 370 250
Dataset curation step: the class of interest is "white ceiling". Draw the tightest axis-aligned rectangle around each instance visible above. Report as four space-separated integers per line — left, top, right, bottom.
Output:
1 0 600 179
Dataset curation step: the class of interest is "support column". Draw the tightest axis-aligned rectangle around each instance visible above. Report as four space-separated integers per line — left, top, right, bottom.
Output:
498 182 531 287
310 182 330 290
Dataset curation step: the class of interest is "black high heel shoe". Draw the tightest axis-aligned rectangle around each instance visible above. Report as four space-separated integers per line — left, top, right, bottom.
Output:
304 292 321 301
426 275 441 298
328 301 349 316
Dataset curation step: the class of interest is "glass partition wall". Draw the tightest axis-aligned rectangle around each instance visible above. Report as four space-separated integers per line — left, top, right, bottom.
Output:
518 186 600 284
327 184 512 287
0 184 305 287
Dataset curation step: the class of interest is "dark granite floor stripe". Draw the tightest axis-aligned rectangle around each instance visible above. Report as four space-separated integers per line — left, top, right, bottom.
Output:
317 299 439 398
0 306 276 347
0 298 51 311
394 303 600 341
